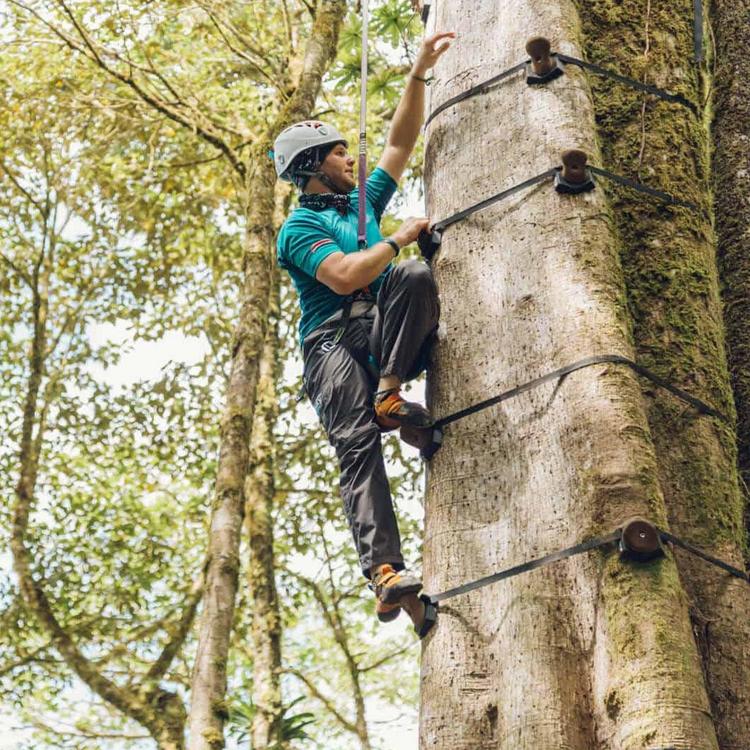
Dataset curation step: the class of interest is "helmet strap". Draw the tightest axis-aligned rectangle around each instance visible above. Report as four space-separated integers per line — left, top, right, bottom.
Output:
297 169 348 195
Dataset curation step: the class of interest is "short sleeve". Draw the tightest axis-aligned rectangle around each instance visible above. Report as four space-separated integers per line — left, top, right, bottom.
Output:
365 167 398 222
277 211 343 278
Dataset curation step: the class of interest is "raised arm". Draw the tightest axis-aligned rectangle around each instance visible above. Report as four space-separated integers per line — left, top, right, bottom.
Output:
377 31 456 183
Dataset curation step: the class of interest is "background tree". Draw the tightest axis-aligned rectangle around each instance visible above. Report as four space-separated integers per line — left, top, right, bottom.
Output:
2 2 427 748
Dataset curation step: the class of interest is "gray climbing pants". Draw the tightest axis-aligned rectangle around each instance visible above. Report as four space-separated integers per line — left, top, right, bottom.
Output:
302 260 440 578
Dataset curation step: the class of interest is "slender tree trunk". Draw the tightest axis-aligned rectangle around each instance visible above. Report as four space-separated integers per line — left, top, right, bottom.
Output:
579 2 750 746
188 3 347 748
419 1 733 747
712 0 750 534
246 268 284 750
11 231 190 750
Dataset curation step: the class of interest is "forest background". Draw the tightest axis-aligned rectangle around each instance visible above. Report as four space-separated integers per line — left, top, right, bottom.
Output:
0 1 428 749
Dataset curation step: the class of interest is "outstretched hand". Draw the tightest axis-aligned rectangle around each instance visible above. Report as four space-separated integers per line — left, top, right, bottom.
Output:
414 31 456 74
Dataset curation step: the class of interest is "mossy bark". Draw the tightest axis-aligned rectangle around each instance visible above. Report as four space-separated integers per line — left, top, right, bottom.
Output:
711 0 750 542
188 3 347 747
420 1 718 747
245 268 284 750
577 2 750 745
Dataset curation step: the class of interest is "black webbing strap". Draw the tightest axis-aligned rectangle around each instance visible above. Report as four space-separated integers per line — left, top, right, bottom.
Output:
556 54 698 114
428 530 621 604
434 353 728 429
425 165 695 252
432 168 557 234
589 166 699 211
424 61 527 128
332 299 354 344
694 0 703 64
659 530 749 582
421 2 430 25
425 53 697 129
425 525 748 606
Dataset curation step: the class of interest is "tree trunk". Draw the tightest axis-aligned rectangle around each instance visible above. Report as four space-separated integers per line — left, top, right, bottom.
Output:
712 0 750 528
10 209 192 750
579 2 750 745
188 3 347 748
246 268 284 750
419 1 743 747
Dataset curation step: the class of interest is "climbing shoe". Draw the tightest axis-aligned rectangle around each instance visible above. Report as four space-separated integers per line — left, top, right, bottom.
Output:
370 564 423 623
373 388 433 432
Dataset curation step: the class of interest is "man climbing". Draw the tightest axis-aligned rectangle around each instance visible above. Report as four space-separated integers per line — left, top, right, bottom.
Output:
273 31 455 630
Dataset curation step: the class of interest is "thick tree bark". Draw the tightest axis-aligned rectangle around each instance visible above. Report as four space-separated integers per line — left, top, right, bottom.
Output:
419 1 732 748
245 268 284 750
712 0 750 528
188 3 347 748
578 2 750 745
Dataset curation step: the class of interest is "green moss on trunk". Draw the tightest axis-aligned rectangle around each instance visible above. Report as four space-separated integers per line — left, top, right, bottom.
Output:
576 1 750 743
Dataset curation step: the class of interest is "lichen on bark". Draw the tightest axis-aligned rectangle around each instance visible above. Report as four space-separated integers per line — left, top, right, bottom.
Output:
577 0 750 743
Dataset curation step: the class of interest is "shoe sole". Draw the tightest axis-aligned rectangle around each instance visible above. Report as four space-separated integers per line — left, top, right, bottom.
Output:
376 607 402 623
399 424 432 449
376 411 434 431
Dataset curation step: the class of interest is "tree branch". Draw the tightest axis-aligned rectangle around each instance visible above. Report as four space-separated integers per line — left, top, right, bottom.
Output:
10 0 245 176
145 569 205 683
0 158 46 218
284 668 359 735
0 251 32 289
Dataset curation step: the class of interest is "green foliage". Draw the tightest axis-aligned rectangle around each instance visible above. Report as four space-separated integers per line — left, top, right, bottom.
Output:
227 696 315 748
1 0 424 747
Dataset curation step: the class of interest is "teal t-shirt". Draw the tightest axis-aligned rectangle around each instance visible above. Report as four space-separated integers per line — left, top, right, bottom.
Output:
277 167 398 345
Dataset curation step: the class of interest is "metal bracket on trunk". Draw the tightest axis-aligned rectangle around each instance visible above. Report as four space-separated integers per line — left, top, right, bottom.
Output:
417 594 438 638
418 228 442 262
525 37 565 85
554 149 596 194
420 2 431 25
619 517 665 562
400 424 444 460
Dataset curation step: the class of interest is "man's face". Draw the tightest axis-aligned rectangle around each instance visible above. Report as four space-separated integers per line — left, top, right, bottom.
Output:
320 144 356 192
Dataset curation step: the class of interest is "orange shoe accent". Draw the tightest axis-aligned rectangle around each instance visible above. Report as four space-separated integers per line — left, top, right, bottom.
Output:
372 565 423 623
374 390 433 432
374 392 403 431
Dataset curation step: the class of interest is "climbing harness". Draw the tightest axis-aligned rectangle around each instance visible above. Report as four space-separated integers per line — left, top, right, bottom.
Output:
407 353 727 462
358 0 369 249
416 517 748 638
425 38 696 129
417 149 698 262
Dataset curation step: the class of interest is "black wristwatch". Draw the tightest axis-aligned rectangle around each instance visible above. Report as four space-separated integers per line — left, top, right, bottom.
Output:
383 236 400 258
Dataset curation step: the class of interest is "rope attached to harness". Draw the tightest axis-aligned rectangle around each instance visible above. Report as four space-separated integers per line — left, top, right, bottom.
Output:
358 0 369 249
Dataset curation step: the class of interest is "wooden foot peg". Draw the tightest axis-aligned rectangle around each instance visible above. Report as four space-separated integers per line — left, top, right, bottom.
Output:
526 37 565 84
555 149 596 194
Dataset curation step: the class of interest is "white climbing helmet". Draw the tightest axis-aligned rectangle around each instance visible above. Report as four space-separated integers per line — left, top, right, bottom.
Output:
272 120 348 182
